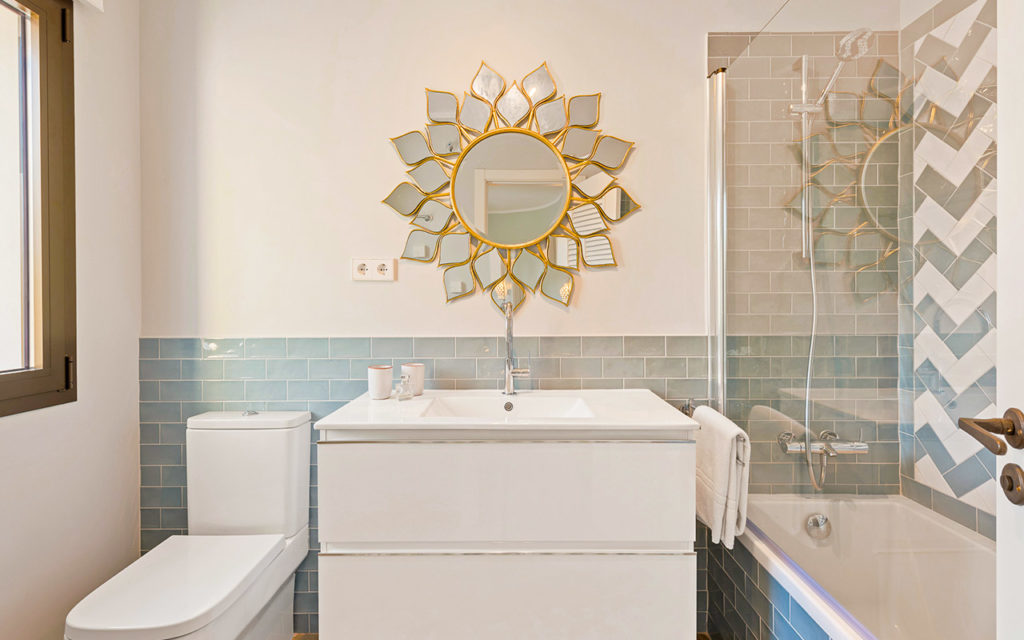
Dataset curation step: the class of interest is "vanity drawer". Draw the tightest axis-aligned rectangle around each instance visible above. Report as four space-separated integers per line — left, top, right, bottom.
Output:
318 552 696 639
317 441 694 545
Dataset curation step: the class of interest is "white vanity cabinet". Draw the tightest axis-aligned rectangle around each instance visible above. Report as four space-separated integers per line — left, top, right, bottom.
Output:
315 390 698 640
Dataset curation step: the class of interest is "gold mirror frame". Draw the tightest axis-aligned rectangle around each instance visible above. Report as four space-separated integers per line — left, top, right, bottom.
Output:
384 62 640 313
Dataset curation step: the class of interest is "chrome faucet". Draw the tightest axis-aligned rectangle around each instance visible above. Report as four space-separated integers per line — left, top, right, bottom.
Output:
503 302 530 395
777 430 867 457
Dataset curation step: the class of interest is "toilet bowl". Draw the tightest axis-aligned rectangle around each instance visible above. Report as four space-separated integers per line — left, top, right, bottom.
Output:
65 411 312 640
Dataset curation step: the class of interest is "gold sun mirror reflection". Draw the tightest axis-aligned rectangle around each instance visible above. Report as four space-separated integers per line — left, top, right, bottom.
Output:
384 62 640 313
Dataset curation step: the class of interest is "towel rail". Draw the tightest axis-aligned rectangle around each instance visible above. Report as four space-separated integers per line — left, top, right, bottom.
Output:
683 400 747 466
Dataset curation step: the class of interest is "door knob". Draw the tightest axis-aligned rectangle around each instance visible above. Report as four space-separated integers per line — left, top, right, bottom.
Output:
956 408 1024 455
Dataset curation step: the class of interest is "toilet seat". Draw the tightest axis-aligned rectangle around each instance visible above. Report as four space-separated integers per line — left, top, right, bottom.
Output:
65 533 290 640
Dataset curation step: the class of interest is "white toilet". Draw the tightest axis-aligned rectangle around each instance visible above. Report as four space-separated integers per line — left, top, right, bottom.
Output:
65 411 311 640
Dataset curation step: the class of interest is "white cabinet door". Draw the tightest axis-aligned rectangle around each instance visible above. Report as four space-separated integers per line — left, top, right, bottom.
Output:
319 553 696 640
317 441 695 546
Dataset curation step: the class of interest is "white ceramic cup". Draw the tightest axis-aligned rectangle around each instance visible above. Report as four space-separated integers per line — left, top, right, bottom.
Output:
368 365 393 400
402 363 425 396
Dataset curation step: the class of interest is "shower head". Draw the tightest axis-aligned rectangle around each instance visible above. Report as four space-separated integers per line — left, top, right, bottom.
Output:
836 28 875 62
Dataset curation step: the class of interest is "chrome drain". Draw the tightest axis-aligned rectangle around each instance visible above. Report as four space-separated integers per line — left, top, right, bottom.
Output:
504 402 513 412
806 513 831 540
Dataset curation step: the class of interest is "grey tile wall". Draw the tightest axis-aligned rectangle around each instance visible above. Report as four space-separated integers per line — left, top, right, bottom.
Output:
706 523 830 640
139 335 709 634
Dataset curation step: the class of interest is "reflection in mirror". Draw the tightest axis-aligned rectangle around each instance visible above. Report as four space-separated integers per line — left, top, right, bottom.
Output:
408 160 449 193
426 124 461 156
472 247 506 288
402 229 440 261
438 232 471 265
596 186 639 221
412 199 454 233
547 235 578 270
426 90 458 123
452 130 569 248
591 136 633 170
568 204 608 236
444 263 475 301
540 267 573 305
535 97 566 136
571 164 614 197
491 277 525 311
459 93 490 133
496 82 530 127
581 235 615 266
511 250 545 290
522 63 556 104
384 182 427 216
392 131 432 165
568 94 600 128
471 62 505 103
563 127 600 161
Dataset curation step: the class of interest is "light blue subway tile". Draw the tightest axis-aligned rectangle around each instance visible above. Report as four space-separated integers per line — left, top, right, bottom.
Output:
202 338 244 359
140 381 159 401
246 380 288 401
603 357 644 378
667 378 708 399
224 359 266 380
141 530 177 551
414 337 455 357
203 381 245 401
140 487 182 508
371 338 414 357
140 423 159 444
978 509 996 540
330 338 370 358
477 358 504 378
160 508 188 529
330 380 366 401
309 401 344 420
289 380 330 401
581 337 623 357
181 402 224 421
140 444 181 466
350 359 394 379
539 337 581 357
393 359 435 380
455 337 497 357
266 401 309 411
645 357 687 377
434 358 476 379
308 359 351 380
625 378 666 397
666 336 705 356
140 359 181 381
267 359 308 380
180 359 224 380
140 402 181 423
159 381 202 401
139 338 159 358
560 358 602 378
288 338 329 358
159 465 185 487
944 455 991 497
582 378 624 389
160 339 201 358
222 401 266 412
140 507 160 527
624 336 666 356
245 338 286 358
160 424 186 444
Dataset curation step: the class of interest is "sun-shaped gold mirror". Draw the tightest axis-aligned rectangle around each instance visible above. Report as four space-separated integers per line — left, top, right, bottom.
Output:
384 62 640 313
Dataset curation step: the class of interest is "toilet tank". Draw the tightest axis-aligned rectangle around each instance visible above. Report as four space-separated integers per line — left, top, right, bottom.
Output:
186 411 311 537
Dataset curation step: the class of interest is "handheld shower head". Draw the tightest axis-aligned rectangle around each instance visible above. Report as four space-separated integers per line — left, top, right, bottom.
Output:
836 28 875 62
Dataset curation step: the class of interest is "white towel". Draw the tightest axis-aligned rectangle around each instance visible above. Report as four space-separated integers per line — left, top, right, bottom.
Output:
693 405 751 549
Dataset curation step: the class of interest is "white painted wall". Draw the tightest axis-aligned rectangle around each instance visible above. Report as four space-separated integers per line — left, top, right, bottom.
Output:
0 1 141 637
997 1 1024 636
139 0 898 338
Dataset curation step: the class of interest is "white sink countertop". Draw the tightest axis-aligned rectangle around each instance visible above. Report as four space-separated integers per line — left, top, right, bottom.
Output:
315 389 699 442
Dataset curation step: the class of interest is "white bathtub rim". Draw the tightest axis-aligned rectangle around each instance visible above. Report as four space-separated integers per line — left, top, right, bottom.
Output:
739 519 875 640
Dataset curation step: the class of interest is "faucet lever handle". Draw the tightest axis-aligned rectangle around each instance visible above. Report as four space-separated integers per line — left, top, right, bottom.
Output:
510 368 530 377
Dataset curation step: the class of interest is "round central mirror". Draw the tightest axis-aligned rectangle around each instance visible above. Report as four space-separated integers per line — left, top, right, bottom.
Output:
450 129 570 248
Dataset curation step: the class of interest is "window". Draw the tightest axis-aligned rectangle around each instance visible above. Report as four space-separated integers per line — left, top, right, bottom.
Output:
0 0 74 417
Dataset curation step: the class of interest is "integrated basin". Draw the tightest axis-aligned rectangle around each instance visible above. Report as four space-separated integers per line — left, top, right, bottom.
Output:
315 389 699 442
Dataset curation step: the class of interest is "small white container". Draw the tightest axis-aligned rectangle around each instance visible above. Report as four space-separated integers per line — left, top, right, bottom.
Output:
402 363 426 396
368 365 393 400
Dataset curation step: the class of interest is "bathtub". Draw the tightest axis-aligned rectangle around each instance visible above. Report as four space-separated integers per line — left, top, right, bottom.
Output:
740 494 995 639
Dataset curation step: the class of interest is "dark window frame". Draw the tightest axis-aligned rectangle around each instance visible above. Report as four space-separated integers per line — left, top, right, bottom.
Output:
0 0 75 418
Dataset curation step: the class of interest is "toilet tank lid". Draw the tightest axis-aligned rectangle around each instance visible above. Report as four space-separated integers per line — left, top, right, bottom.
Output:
187 410 311 430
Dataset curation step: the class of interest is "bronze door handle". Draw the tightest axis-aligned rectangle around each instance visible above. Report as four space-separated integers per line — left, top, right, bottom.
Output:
957 408 1024 456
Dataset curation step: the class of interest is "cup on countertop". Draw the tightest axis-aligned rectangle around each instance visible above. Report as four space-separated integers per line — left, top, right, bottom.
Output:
368 364 393 400
401 363 425 396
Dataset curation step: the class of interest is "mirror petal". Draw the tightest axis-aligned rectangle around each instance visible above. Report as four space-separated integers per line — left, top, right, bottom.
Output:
571 163 615 198
407 159 450 193
540 267 574 306
402 229 441 262
459 92 491 133
591 135 634 170
384 182 427 216
472 246 507 289
580 234 616 267
411 199 454 233
568 94 600 128
511 249 545 291
596 185 640 221
443 263 476 301
490 277 525 313
391 131 433 165
426 89 458 123
471 62 505 104
562 127 600 161
522 62 556 105
567 203 609 236
438 231 471 265
535 97 566 136
547 235 579 271
496 82 530 127
426 123 462 156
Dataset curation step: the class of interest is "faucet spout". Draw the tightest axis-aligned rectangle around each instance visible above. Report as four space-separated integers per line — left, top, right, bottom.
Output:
503 302 529 395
